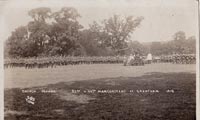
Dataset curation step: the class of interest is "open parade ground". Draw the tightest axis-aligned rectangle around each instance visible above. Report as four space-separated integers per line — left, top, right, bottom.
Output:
4 63 196 120
4 63 195 88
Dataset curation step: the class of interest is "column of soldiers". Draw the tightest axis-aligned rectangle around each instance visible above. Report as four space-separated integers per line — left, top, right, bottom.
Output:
172 54 196 64
160 54 196 64
4 56 124 69
160 55 173 63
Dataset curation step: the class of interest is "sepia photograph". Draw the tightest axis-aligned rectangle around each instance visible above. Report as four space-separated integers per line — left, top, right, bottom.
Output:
1 0 199 120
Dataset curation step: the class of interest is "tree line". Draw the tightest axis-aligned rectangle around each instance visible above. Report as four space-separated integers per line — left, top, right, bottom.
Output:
149 31 196 56
4 7 196 58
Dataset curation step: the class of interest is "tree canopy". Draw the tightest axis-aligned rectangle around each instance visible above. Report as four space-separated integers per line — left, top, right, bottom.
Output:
4 7 196 58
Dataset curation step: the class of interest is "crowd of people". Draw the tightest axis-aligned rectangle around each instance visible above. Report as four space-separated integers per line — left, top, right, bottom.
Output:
4 54 196 69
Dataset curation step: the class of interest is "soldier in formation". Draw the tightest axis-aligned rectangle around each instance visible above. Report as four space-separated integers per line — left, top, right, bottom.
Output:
160 54 195 64
172 54 196 64
4 56 124 69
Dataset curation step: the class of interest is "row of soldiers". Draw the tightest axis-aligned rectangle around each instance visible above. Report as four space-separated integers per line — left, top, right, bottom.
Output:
172 54 196 64
4 54 196 69
4 56 124 69
160 54 196 64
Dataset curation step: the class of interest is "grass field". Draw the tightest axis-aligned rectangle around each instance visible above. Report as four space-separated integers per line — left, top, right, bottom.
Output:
4 63 196 120
4 63 195 88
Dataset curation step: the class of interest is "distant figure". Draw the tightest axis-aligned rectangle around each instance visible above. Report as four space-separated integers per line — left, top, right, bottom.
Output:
146 53 152 64
123 55 128 66
127 54 134 64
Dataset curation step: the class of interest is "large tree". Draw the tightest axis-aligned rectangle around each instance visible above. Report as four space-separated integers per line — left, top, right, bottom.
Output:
25 7 52 56
27 21 51 56
149 31 196 55
184 36 196 54
150 42 163 55
79 28 115 56
122 40 147 55
5 26 36 57
101 15 144 54
28 7 51 22
171 31 187 54
48 7 83 56
173 31 186 41
5 7 83 57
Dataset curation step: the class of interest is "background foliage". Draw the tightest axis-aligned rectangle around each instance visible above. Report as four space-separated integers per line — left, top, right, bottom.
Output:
4 7 196 58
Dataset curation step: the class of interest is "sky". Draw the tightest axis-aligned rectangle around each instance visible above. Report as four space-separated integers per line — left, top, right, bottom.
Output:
0 0 198 42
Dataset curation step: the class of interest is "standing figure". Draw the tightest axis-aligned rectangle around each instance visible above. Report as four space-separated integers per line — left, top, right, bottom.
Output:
146 53 152 64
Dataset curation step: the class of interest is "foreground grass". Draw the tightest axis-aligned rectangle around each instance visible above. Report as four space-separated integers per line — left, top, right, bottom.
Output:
5 72 196 120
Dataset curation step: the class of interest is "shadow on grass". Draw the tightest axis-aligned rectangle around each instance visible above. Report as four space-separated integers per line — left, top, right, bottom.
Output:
5 72 196 120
